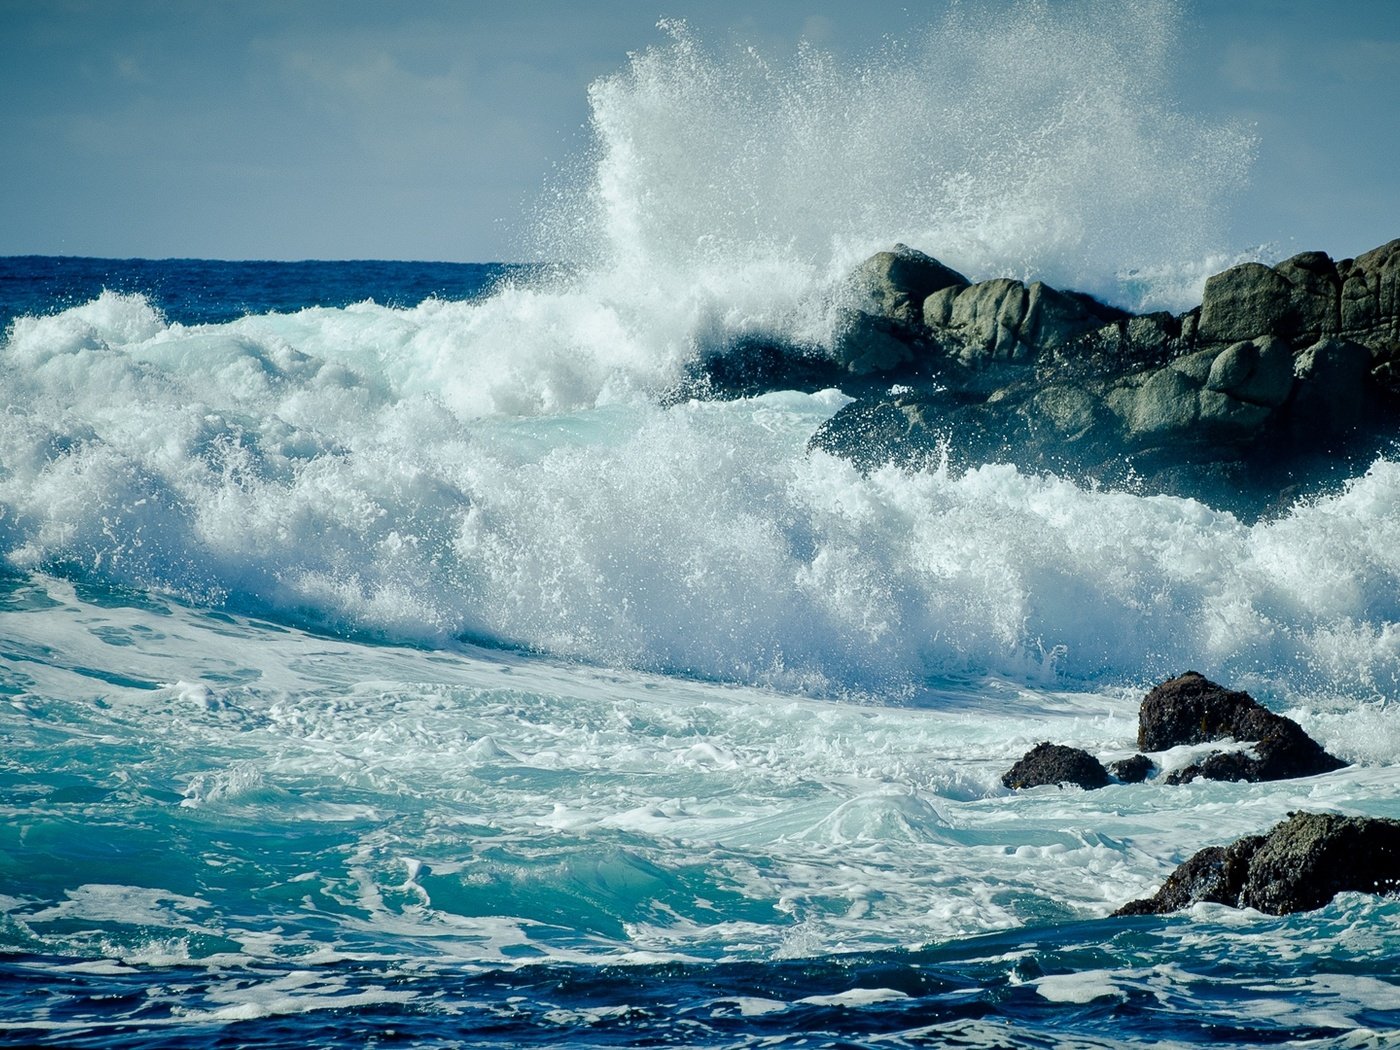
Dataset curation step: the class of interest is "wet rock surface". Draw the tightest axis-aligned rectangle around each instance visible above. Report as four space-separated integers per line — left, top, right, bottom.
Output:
1109 754 1155 784
686 237 1400 519
1116 812 1400 916
1002 742 1111 791
1138 671 1346 784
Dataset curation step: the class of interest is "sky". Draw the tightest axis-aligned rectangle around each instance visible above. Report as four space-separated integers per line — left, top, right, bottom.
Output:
2 0 1398 264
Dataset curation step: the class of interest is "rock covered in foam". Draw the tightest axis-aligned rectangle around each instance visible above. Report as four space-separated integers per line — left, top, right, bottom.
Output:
1116 812 1400 916
1002 742 1110 791
1138 671 1346 784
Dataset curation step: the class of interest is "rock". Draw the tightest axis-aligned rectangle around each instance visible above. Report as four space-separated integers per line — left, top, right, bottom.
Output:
831 310 925 374
806 397 943 472
1114 838 1261 916
1109 754 1155 783
698 235 1400 519
1198 241 1400 351
1245 812 1400 913
1198 262 1297 344
830 245 968 375
1137 672 1346 783
1115 812 1400 916
846 244 968 327
1289 337 1373 436
922 277 1124 372
1002 742 1110 791
1109 336 1297 448
1205 336 1294 407
1338 238 1400 345
675 339 846 401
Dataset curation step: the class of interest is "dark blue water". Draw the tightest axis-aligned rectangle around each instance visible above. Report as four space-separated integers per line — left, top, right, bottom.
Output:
0 256 530 332
8 912 1399 1049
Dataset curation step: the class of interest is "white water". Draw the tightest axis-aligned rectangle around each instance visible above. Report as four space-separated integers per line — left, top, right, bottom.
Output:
0 2 1394 744
5 287 1400 712
5 575 1397 970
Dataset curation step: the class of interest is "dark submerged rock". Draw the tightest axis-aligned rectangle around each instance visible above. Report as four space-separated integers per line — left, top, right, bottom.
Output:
1138 671 1346 783
1116 812 1400 916
1002 742 1111 791
1115 838 1261 916
673 339 847 402
1109 754 1155 784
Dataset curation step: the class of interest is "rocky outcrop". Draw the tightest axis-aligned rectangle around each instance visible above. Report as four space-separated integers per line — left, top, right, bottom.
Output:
1199 241 1400 349
1002 742 1111 790
1116 812 1400 916
921 278 1127 379
814 239 1400 516
1137 671 1346 784
676 236 1400 517
832 245 967 374
1109 754 1155 784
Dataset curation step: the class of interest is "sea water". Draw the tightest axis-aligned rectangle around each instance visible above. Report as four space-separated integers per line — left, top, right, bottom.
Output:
5 4 1400 1047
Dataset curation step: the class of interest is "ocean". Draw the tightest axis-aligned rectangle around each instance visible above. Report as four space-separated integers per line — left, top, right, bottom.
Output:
5 7 1400 1048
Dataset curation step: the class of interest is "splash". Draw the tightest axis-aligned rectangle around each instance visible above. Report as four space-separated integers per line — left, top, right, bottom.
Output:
538 0 1255 326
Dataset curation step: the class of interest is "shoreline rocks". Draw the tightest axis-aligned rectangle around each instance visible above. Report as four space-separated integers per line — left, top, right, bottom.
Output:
1000 671 1343 794
1115 812 1400 916
1139 671 1346 784
1002 742 1111 790
686 236 1400 519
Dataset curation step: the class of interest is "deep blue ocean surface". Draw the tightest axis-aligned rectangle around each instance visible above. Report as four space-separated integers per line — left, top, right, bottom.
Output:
5 7 1400 1047
0 255 525 332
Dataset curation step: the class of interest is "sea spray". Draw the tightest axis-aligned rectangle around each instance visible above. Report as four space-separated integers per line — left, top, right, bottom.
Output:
3 3 1394 705
5 7 1400 1043
537 0 1256 336
6 286 1400 702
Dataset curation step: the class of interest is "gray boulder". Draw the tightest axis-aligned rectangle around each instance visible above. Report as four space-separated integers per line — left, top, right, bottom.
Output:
922 278 1122 371
1338 238 1400 345
1198 240 1400 350
1198 262 1299 344
831 245 968 374
1106 337 1291 447
1290 337 1373 435
1116 812 1400 916
845 244 968 327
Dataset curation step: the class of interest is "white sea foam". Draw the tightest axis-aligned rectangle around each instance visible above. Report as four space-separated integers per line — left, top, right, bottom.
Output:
5 296 1400 706
0 3 1390 709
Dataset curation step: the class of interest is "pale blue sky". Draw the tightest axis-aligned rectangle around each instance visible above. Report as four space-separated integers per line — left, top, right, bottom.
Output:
2 0 1397 263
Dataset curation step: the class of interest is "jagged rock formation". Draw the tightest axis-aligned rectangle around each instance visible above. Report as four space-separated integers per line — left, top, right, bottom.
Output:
1138 671 1346 784
1001 742 1111 790
1115 812 1400 916
685 238 1400 517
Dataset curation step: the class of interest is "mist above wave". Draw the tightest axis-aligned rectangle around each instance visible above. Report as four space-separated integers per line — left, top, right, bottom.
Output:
536 0 1256 333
